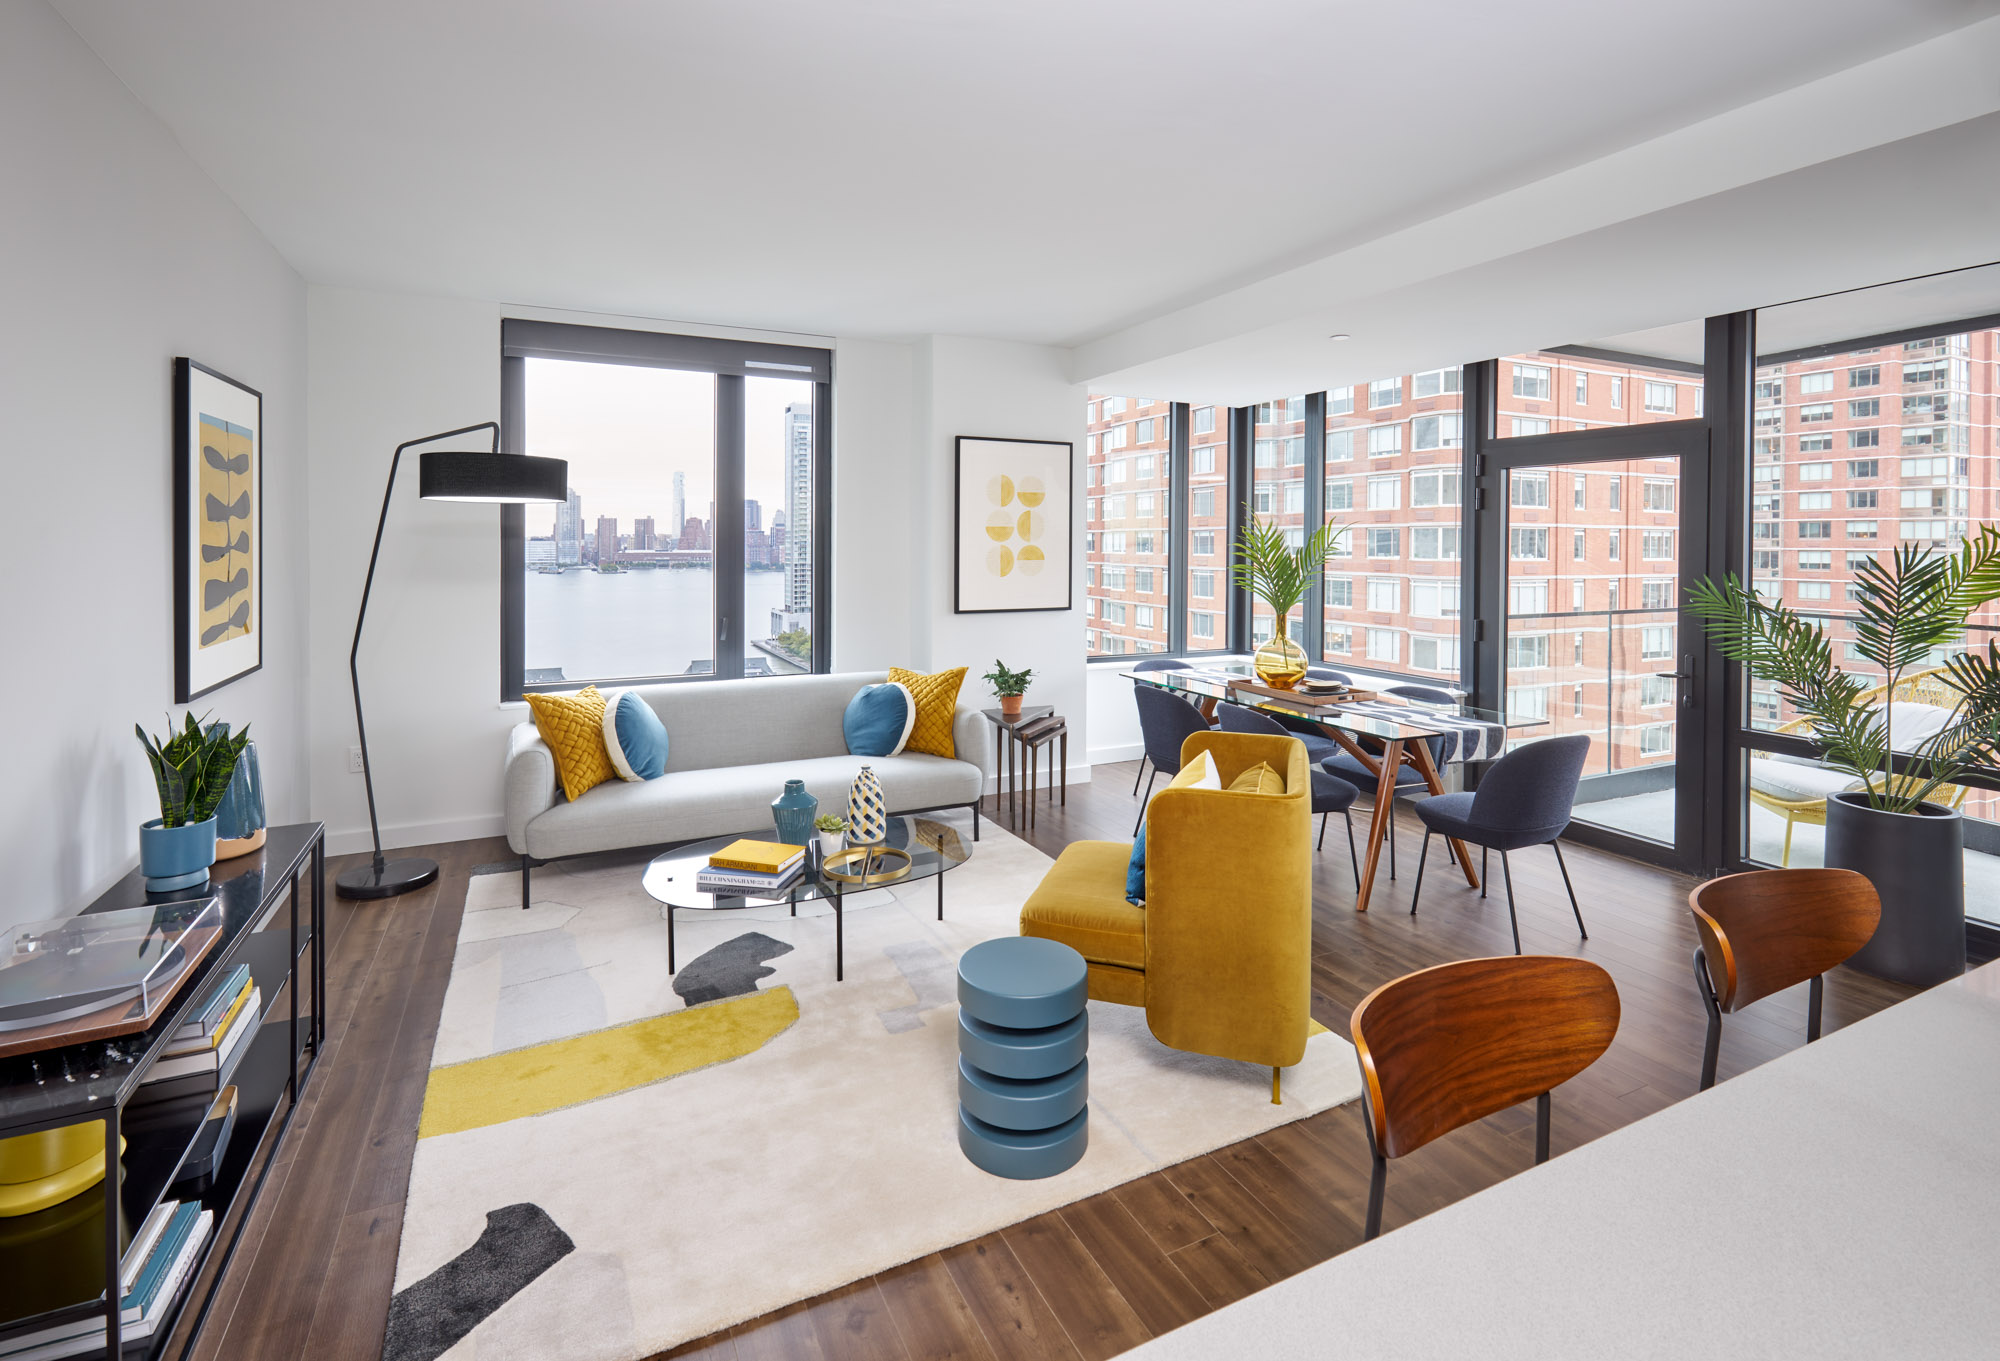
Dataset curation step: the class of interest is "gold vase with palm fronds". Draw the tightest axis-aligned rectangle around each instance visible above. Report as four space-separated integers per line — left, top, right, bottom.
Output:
1234 511 1347 690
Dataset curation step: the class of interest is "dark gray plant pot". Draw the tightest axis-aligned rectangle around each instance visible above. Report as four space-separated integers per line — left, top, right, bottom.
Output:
1826 791 1965 987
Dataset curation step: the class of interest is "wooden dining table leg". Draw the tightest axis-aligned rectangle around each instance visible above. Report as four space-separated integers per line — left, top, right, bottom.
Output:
1407 738 1479 889
1353 738 1404 913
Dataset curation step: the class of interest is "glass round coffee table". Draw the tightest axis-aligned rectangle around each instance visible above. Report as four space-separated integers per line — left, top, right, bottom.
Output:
640 814 974 981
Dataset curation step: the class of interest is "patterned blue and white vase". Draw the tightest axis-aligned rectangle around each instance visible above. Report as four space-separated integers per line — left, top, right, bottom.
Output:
846 766 887 845
771 779 818 848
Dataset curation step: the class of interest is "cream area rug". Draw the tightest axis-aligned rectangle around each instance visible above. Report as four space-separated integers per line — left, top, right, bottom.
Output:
386 816 1361 1361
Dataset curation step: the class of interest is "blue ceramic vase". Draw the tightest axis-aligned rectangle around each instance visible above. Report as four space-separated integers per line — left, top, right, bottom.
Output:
214 739 267 860
771 779 818 847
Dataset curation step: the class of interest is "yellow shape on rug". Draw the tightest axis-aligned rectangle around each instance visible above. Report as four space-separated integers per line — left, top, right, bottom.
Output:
418 986 799 1139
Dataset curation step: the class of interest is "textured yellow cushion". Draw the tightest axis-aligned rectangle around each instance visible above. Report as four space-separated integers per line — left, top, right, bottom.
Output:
524 686 617 803
1167 749 1220 792
889 666 966 758
1227 761 1285 795
1020 840 1148 969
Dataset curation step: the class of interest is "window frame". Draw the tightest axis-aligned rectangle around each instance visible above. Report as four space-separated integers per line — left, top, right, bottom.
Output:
499 318 833 699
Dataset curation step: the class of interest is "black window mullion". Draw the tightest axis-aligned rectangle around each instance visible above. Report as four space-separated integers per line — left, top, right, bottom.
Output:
1168 402 1190 656
1708 311 1754 875
1302 392 1326 659
713 375 745 680
1465 360 1500 710
811 378 833 674
1227 406 1255 655
499 356 527 700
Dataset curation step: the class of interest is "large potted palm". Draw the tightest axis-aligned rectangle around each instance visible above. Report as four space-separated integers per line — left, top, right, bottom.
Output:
1233 513 1346 689
1689 529 2000 985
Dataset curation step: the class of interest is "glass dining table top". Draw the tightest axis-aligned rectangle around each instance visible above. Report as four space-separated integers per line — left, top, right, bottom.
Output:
1123 661 1544 746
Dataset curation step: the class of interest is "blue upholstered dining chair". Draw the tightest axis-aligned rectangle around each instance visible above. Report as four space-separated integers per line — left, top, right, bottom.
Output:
1217 705 1363 886
1132 682 1214 835
1407 734 1592 954
1128 657 1188 796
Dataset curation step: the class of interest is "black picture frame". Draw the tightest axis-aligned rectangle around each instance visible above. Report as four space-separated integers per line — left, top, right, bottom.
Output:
174 358 264 702
952 435 1075 614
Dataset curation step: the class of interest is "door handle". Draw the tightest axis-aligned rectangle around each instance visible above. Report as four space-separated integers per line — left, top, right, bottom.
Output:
1655 655 1695 707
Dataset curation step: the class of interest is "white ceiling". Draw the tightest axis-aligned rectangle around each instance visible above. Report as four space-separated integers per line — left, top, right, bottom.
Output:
51 0 2000 352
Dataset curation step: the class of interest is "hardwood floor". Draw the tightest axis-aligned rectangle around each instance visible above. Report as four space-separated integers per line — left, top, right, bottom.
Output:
176 773 1918 1360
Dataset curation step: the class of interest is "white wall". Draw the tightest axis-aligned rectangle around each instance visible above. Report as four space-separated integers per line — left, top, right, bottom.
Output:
0 1 308 929
915 337 1091 781
306 296 1083 852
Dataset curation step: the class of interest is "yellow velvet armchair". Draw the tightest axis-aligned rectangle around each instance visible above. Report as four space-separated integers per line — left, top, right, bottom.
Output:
1019 730 1313 1092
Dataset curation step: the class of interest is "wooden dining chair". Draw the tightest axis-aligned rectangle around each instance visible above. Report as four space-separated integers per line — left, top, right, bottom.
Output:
1349 955 1620 1240
1686 868 1880 1091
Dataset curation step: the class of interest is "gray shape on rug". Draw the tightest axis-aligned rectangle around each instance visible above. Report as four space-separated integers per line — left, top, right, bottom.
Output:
877 940 956 1033
381 1202 575 1361
673 931 794 1006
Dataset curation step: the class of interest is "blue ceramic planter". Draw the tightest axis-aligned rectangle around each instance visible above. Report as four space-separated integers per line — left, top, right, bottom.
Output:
140 817 217 893
771 779 818 847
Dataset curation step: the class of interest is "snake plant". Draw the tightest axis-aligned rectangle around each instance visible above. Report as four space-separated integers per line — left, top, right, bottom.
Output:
136 713 252 827
1688 527 2000 812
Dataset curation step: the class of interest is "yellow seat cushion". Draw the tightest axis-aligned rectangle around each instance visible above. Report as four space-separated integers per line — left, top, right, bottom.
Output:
523 685 617 803
1019 840 1147 970
889 666 967 757
1227 761 1285 795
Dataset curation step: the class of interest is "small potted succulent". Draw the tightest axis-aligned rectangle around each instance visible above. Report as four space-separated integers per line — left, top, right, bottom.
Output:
813 814 848 858
983 659 1035 718
135 713 252 892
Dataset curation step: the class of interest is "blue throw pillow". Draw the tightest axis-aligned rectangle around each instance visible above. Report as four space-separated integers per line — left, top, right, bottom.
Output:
844 682 915 757
1126 827 1146 906
601 690 669 781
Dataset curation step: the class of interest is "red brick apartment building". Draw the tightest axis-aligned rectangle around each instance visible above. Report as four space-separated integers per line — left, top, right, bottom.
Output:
1086 328 2000 787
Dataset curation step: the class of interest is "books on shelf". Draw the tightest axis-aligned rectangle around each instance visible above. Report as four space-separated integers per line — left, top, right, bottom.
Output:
695 863 804 896
172 964 250 1044
0 1201 213 1360
134 986 259 1103
706 839 805 875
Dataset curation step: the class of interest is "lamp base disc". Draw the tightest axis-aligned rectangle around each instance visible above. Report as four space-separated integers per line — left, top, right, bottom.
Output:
336 857 440 900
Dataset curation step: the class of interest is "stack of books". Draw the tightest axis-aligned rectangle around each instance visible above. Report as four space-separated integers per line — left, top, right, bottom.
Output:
133 965 259 1108
0 1199 213 1359
696 839 806 896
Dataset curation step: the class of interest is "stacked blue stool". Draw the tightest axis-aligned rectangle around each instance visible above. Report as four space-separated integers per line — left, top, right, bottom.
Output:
956 936 1089 1179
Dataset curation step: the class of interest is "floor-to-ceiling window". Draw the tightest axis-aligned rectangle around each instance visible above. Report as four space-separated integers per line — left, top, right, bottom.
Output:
1185 403 1228 651
1736 274 2000 922
1249 396 1308 648
500 320 831 696
1084 395 1173 656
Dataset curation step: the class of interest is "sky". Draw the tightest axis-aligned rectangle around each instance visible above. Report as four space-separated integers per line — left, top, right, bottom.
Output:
522 357 811 535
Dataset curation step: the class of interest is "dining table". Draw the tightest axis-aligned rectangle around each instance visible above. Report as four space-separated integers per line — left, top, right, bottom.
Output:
1125 664 1544 913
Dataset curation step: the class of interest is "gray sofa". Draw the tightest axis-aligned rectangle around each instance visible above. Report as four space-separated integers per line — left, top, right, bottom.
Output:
504 671 992 906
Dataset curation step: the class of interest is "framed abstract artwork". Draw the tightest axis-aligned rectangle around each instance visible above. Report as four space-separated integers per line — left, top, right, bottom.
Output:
174 359 263 701
953 436 1073 614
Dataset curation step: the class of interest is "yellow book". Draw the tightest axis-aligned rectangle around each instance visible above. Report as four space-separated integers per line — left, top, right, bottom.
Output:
206 982 255 1049
707 838 806 873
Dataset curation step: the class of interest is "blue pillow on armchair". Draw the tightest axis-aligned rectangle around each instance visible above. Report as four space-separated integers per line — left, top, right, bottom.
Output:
844 682 916 757
601 690 669 781
1126 829 1146 906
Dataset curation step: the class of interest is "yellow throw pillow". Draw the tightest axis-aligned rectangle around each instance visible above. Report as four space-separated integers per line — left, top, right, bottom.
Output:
524 685 617 803
1166 749 1221 792
888 666 967 758
1226 761 1285 795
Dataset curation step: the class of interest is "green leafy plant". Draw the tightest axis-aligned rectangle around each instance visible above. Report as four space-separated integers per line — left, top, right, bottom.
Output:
1232 512 1348 621
1688 528 2000 812
135 713 251 827
776 627 812 659
982 660 1034 698
813 814 847 833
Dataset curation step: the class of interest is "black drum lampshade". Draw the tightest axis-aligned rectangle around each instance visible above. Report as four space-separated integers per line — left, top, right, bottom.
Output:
419 450 568 503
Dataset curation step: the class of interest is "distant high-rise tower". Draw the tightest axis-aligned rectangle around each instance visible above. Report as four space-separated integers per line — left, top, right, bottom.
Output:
671 471 685 546
744 499 761 533
556 489 583 566
595 516 618 565
634 517 656 550
784 402 813 612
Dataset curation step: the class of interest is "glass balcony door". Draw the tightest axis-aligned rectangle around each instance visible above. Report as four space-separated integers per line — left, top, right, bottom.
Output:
1483 421 1712 872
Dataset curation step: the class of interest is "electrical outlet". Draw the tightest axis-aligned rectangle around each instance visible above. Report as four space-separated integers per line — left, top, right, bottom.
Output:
348 745 365 774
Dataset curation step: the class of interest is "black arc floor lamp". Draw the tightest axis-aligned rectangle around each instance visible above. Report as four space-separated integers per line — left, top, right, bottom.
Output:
336 421 568 900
